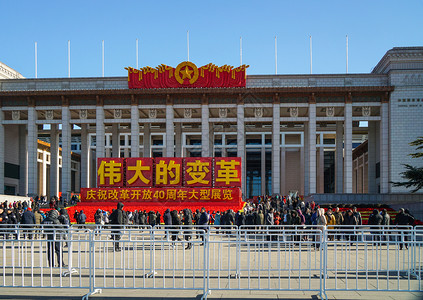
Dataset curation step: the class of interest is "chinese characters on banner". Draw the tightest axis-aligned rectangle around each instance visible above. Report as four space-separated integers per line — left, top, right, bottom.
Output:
81 187 240 203
97 158 124 187
96 157 241 188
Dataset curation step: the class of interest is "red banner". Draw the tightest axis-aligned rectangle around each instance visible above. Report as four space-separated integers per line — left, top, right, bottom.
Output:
126 62 248 89
96 157 242 188
97 158 124 187
214 157 242 188
125 158 153 187
81 187 241 203
184 157 212 187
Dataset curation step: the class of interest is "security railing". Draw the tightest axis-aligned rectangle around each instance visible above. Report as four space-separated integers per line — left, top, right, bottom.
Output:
0 224 421 300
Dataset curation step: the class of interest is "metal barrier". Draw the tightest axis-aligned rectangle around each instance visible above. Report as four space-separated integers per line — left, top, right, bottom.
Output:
1 224 422 299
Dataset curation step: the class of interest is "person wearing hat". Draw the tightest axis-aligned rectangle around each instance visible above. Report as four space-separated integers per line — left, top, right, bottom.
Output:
42 209 66 267
20 207 36 239
109 202 124 251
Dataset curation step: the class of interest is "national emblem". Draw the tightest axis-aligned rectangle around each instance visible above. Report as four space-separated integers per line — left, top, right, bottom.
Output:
175 61 199 85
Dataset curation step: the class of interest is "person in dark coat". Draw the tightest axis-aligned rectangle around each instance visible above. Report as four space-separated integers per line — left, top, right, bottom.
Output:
343 210 358 241
163 208 172 240
139 211 146 227
94 209 103 225
368 209 383 241
183 209 193 249
42 209 65 267
352 207 362 225
148 211 156 227
110 202 124 251
170 210 182 243
58 208 70 246
395 208 413 249
198 207 209 244
236 212 246 227
73 210 79 223
163 209 172 225
78 210 87 228
21 207 36 239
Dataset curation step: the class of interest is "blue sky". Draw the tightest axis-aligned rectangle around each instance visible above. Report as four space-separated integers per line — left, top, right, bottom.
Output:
1 0 422 78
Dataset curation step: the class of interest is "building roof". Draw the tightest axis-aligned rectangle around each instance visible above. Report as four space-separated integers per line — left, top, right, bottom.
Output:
0 61 24 79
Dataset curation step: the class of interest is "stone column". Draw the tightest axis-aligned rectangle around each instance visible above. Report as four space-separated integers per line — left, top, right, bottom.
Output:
280 147 286 195
19 125 28 196
261 146 266 195
75 162 81 193
367 121 377 193
344 97 353 193
380 100 389 193
80 124 90 188
304 123 309 195
209 125 214 157
308 96 317 194
143 124 151 157
201 96 210 157
112 124 119 157
318 146 325 193
165 96 174 157
130 99 140 157
27 104 38 196
335 122 344 193
0 110 4 193
61 102 72 200
96 98 105 180
105 135 111 157
175 123 182 157
300 147 305 196
41 151 47 196
49 124 59 197
272 94 281 194
237 96 246 197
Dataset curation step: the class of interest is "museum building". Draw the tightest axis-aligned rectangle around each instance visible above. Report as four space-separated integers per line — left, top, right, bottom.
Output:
0 47 422 200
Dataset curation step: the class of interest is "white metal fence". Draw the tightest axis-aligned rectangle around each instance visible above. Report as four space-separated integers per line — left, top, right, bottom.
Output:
0 224 422 299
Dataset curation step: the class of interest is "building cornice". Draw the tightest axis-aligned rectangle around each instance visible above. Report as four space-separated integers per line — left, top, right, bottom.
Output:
0 86 394 97
372 47 423 74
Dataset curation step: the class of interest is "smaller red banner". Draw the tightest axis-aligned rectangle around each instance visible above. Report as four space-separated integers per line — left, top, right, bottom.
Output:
126 158 154 187
97 158 124 187
184 157 212 187
213 157 242 188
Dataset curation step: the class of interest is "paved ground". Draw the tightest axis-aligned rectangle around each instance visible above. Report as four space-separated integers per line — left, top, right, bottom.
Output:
0 228 422 299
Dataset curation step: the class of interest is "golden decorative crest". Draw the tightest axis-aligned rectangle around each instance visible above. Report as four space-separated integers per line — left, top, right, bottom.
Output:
174 61 199 84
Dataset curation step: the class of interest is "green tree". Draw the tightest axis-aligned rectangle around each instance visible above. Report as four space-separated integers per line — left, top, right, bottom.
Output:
391 136 423 193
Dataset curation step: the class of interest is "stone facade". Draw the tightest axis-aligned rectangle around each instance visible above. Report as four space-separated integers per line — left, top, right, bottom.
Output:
0 47 422 198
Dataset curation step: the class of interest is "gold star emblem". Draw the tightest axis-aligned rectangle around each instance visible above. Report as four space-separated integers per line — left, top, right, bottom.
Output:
175 61 199 85
180 66 194 80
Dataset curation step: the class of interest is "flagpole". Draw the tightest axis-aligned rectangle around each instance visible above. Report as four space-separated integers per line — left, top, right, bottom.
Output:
35 42 38 78
187 31 190 62
275 36 277 74
102 40 104 77
136 38 139 69
309 35 312 74
68 40 71 78
240 36 242 66
346 35 349 74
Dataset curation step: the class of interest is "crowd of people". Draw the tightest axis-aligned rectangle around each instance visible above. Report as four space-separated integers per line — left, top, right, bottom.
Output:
0 195 418 266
